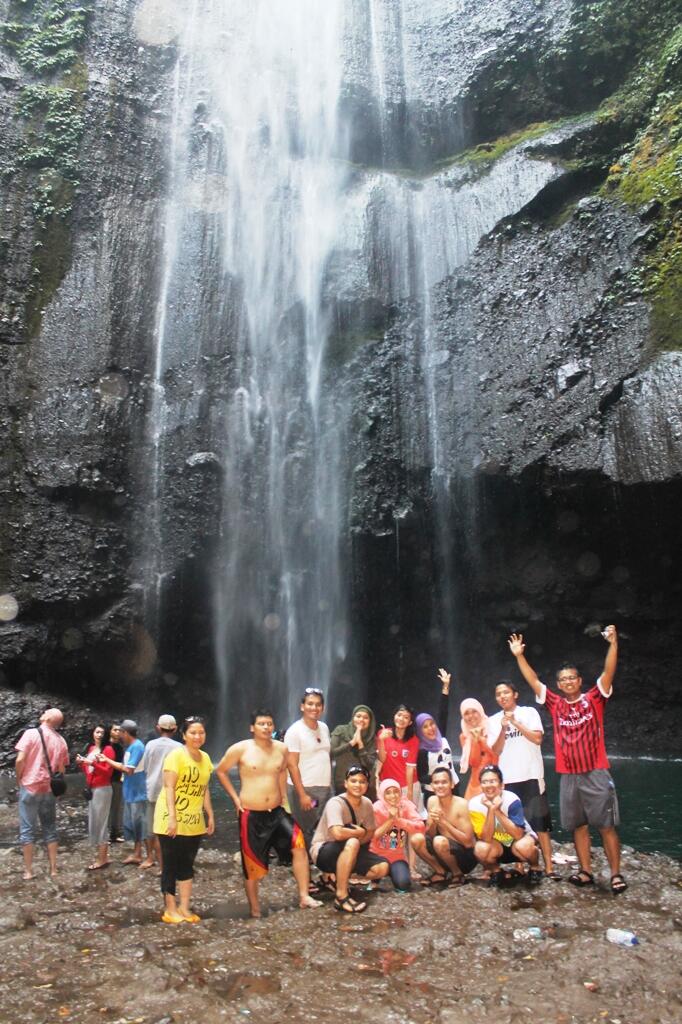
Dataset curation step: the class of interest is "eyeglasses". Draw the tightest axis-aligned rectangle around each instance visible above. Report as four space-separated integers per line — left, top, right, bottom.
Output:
184 716 205 725
304 688 323 696
345 765 370 780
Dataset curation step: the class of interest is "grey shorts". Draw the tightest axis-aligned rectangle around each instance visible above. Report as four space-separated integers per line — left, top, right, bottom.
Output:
426 834 477 875
559 769 620 831
287 785 331 847
146 800 157 836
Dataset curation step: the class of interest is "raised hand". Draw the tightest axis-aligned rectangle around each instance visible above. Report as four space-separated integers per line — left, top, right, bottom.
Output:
508 633 525 657
437 668 451 690
602 624 617 644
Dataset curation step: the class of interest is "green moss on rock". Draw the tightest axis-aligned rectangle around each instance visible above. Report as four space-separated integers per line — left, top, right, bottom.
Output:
2 0 91 74
450 121 553 170
1 0 92 336
607 97 682 354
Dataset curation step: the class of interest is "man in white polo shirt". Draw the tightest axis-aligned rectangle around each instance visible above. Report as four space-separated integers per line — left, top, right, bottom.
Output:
285 688 332 848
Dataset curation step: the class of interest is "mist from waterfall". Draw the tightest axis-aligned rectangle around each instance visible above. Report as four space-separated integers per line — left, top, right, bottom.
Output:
143 0 563 736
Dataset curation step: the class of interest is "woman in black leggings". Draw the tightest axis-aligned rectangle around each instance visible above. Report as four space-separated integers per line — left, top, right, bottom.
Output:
153 716 215 924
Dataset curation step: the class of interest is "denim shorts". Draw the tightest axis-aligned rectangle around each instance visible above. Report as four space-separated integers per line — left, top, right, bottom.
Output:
18 787 57 845
123 800 148 842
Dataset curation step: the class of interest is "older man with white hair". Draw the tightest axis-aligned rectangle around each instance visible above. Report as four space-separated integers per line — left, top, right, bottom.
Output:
15 708 69 879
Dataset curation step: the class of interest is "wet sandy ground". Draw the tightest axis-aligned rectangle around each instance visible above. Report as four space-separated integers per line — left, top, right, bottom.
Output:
0 801 680 1024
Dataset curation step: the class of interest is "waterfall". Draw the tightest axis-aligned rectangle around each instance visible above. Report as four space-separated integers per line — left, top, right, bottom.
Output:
143 0 564 737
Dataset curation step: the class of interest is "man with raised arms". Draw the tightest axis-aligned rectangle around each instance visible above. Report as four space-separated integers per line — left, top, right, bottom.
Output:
216 709 322 918
508 625 626 894
411 766 477 885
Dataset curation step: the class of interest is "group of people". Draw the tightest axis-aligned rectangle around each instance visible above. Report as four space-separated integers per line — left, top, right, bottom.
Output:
14 624 626 922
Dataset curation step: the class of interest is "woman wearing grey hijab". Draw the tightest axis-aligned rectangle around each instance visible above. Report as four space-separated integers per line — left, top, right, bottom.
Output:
330 705 377 797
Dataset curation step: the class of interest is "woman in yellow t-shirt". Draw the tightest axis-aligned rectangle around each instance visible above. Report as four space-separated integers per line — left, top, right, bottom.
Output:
154 716 215 924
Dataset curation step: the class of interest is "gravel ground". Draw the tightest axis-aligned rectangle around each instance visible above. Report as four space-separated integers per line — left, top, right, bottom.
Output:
0 801 680 1024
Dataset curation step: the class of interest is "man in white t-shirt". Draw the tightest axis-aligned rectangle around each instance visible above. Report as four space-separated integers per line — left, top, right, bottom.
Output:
488 680 557 878
284 688 332 849
138 714 182 870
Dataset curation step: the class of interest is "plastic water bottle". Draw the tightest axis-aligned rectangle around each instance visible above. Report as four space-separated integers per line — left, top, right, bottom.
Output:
606 928 639 946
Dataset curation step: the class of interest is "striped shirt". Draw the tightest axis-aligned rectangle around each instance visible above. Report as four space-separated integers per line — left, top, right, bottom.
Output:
537 679 610 774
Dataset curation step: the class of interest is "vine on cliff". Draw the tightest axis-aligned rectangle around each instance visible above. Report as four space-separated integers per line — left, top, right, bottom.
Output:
1 0 93 337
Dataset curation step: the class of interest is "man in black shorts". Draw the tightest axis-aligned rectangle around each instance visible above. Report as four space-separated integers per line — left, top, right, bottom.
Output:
412 767 477 884
488 680 558 878
216 709 322 917
309 766 389 913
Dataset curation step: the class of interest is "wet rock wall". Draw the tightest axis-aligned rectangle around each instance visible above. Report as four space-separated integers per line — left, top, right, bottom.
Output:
0 0 680 749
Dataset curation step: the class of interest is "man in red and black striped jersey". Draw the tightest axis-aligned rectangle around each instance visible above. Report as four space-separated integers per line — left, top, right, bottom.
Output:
508 626 627 895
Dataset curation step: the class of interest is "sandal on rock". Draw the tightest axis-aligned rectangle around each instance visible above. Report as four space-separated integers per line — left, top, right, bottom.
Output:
610 873 628 895
161 911 185 924
334 895 366 914
544 870 563 880
528 869 544 886
489 871 515 888
420 872 449 887
568 870 594 887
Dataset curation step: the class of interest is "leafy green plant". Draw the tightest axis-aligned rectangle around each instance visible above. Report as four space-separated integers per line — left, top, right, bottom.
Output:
1 1 93 334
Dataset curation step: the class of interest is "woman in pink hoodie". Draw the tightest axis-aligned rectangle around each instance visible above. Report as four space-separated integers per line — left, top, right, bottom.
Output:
370 778 426 891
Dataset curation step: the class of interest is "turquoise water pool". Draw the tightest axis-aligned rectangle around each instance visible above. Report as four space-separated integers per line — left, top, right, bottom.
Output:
543 756 682 860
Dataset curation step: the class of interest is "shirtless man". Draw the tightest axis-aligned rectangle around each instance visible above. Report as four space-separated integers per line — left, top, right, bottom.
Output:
216 709 322 918
411 766 477 885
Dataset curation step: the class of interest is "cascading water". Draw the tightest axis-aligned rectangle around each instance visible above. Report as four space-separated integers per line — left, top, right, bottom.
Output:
207 2 351 729
143 0 565 736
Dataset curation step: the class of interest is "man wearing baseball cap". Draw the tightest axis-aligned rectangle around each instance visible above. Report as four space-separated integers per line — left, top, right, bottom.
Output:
138 715 182 870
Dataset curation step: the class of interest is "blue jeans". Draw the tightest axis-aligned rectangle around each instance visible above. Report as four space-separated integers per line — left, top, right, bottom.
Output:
123 800 148 841
18 787 57 845
389 859 412 891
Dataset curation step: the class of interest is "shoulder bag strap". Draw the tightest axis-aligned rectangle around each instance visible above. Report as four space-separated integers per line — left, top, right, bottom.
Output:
340 796 358 825
37 726 56 778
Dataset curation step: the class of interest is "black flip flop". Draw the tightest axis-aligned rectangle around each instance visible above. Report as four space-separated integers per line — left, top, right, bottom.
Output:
568 870 594 887
610 873 628 895
334 895 367 913
420 872 449 887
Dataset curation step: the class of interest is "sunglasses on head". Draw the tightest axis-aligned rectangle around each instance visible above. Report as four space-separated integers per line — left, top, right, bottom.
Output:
304 687 323 696
345 765 370 780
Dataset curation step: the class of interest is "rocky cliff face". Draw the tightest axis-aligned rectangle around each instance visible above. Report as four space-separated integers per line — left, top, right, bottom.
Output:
0 0 680 750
